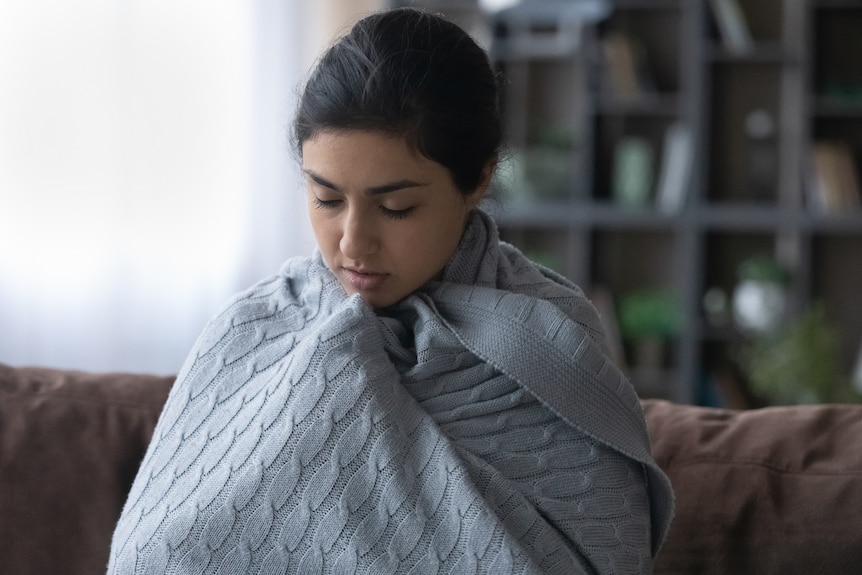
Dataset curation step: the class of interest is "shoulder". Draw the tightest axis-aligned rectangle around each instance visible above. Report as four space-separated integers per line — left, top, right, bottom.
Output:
187 255 337 359
497 241 585 300
496 242 611 351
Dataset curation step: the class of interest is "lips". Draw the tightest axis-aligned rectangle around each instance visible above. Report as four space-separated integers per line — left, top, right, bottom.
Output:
342 267 388 292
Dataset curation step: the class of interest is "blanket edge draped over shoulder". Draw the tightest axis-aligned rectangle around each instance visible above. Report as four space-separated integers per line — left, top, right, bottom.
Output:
108 209 674 575
427 211 673 550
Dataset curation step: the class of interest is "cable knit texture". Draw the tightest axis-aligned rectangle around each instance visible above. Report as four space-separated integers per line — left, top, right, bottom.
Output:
107 210 673 574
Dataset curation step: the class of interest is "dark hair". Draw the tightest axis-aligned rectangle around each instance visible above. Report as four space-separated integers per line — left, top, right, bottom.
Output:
293 8 502 194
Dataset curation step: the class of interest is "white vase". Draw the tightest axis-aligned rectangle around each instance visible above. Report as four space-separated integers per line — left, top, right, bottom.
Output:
732 280 787 333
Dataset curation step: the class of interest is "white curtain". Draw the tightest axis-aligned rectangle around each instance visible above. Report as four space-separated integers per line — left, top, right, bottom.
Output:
0 0 322 374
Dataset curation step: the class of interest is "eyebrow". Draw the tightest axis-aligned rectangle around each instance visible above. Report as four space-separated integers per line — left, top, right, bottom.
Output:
303 169 425 195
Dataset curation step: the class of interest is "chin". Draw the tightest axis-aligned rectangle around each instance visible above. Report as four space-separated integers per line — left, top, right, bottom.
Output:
360 294 399 309
355 288 410 309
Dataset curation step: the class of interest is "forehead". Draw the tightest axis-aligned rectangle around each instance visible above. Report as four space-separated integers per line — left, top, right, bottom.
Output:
301 129 454 187
302 130 415 162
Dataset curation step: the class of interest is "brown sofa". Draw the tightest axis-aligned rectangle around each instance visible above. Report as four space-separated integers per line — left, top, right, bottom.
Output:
2 363 862 575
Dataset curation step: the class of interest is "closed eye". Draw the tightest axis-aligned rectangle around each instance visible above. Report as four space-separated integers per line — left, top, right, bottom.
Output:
313 196 340 210
380 206 414 220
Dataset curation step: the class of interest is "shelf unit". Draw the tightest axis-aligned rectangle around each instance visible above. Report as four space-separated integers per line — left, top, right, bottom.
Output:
389 0 862 404
487 0 862 404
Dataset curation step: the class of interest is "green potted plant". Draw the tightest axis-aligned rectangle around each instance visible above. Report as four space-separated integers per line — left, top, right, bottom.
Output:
618 289 682 368
738 303 858 404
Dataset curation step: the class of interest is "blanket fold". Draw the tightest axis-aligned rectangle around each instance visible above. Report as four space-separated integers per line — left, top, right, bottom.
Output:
108 210 673 575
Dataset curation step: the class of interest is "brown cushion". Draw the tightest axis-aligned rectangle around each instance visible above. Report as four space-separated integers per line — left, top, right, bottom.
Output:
0 364 173 575
643 399 862 575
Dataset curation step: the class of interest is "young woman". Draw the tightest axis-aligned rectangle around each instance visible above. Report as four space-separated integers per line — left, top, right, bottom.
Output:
108 8 673 574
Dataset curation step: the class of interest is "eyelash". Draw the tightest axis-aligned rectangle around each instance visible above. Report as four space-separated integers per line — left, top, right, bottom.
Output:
313 197 413 220
381 206 413 220
313 197 340 210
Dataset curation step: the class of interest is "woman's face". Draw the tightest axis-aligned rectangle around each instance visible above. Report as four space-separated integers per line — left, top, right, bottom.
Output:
302 130 485 308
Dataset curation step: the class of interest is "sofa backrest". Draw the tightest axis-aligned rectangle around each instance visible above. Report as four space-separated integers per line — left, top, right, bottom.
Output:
0 364 173 575
2 365 862 575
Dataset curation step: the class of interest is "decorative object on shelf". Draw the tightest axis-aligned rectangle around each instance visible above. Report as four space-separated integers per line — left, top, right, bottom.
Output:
743 108 777 202
611 136 655 207
708 0 753 53
618 289 681 369
738 304 858 405
601 31 655 101
521 127 579 201
808 140 862 213
732 255 791 334
702 286 730 328
654 122 693 214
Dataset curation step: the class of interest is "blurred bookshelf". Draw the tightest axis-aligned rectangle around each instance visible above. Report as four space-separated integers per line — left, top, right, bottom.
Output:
398 0 862 406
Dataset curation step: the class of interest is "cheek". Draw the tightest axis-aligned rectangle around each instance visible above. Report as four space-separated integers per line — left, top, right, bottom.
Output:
307 207 339 255
398 212 465 266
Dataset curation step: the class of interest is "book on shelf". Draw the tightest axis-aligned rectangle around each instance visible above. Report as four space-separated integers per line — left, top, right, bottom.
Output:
601 31 654 100
708 0 753 53
808 141 862 213
611 136 655 207
654 122 693 214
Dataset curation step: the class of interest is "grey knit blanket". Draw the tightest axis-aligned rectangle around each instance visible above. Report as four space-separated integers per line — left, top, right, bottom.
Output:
108 210 673 574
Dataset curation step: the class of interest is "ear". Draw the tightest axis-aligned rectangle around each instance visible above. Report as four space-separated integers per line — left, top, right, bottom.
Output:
466 160 496 210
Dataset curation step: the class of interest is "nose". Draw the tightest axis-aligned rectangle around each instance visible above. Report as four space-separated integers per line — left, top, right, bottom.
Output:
339 207 378 259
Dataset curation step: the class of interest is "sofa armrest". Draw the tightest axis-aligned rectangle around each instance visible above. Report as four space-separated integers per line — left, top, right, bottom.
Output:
643 399 862 575
0 364 173 575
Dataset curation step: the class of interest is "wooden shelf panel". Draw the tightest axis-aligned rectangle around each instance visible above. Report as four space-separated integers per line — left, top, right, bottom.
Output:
496 201 683 230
